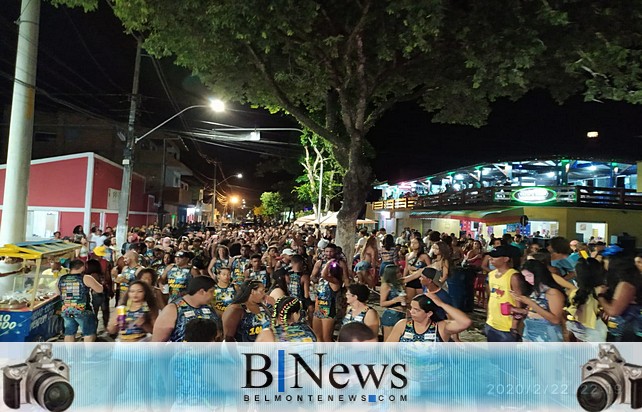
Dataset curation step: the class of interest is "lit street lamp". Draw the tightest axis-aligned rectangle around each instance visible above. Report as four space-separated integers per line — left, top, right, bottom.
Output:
212 173 242 224
229 195 240 222
116 98 225 250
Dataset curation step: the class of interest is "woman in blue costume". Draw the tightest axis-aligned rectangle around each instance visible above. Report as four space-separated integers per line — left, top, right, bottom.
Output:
312 259 343 342
207 245 231 277
387 293 471 342
256 296 317 342
597 247 642 342
511 259 566 342
222 280 271 342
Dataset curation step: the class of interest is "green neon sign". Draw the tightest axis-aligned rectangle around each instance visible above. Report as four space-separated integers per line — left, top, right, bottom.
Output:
511 187 557 204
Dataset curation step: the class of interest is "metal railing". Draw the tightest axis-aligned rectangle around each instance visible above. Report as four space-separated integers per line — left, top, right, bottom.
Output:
371 186 642 210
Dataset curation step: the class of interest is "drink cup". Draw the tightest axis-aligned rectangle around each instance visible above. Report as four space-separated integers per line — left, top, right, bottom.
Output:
500 302 513 316
399 292 407 306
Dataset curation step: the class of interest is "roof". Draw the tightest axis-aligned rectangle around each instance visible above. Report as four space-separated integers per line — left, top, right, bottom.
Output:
375 157 638 189
0 240 81 260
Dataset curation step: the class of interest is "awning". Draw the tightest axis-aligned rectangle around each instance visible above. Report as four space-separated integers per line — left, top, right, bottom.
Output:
410 207 524 225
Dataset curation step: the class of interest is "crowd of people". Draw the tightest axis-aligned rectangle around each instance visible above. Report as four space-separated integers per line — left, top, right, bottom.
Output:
51 222 642 343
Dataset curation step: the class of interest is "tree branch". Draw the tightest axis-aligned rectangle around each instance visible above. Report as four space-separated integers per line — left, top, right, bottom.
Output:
244 43 344 147
363 85 435 132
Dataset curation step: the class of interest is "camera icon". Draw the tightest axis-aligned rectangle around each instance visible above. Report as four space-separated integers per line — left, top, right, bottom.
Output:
3 344 74 411
577 344 642 411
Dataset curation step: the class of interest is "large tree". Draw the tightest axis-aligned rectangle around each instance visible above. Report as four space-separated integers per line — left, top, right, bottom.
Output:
53 0 641 258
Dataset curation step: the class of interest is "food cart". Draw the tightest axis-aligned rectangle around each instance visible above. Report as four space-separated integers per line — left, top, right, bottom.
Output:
0 240 81 342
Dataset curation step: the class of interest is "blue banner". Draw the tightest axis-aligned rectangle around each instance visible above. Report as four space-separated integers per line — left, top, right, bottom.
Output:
0 343 639 411
0 297 62 342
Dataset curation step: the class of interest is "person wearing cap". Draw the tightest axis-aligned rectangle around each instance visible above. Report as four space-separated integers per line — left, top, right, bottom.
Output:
386 294 471 342
152 276 218 342
160 251 194 303
277 247 296 274
485 245 525 342
420 267 453 321
143 237 156 260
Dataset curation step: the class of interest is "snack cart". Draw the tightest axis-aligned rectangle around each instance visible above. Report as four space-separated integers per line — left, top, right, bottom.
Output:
0 240 81 342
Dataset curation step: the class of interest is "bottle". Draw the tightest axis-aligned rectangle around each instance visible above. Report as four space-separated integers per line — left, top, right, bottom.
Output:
116 305 127 331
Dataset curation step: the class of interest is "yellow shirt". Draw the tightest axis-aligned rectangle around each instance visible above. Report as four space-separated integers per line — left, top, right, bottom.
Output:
487 268 519 332
566 289 599 329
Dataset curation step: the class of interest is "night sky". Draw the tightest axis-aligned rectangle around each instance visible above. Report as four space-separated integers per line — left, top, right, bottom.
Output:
2 2 642 206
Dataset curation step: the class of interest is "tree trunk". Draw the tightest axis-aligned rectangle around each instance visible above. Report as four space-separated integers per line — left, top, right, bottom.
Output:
335 131 372 263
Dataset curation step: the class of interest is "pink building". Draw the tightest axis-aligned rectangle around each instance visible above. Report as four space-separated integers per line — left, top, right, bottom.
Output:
0 152 155 238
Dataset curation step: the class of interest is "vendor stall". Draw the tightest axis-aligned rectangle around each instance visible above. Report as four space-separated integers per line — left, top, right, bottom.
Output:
0 240 80 342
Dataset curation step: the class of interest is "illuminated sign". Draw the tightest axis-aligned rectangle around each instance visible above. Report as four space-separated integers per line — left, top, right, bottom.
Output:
511 187 557 204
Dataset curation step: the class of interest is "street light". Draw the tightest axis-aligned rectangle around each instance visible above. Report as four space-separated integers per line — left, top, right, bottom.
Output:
116 98 225 250
211 173 242 224
229 195 240 222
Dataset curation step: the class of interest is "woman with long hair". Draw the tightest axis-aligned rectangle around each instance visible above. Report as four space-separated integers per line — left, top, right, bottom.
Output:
207 245 231 277
402 238 431 301
343 283 380 337
107 280 159 342
430 241 452 287
380 265 407 341
511 260 566 342
222 280 271 342
566 257 607 342
83 259 110 331
597 252 642 342
268 268 290 302
380 234 396 275
464 240 484 269
256 296 317 342
386 294 471 342
136 268 166 310
312 260 343 342
358 236 380 289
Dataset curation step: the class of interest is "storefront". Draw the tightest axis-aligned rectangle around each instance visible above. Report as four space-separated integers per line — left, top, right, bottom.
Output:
370 171 642 244
0 240 80 342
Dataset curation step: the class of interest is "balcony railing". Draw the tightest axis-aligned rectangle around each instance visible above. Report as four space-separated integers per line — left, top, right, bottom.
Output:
372 186 642 211
372 197 417 211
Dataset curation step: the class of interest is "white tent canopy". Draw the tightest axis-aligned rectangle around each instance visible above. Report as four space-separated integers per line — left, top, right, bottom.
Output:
294 212 376 227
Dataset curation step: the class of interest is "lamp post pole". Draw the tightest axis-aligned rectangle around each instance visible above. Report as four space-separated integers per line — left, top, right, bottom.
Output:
115 99 225 251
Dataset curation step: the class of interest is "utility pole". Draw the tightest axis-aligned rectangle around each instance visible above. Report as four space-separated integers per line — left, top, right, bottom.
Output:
211 163 217 225
116 37 142 252
0 0 40 246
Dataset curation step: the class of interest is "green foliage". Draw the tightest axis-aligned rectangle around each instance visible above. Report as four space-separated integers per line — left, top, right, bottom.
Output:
259 192 284 219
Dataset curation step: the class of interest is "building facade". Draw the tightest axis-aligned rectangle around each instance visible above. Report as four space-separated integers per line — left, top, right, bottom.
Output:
0 153 154 238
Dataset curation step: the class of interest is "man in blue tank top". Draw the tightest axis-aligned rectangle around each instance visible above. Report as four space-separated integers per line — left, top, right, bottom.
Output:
152 276 219 342
56 259 104 342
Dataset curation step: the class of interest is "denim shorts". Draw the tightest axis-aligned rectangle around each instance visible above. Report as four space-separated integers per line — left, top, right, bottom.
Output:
62 310 98 337
381 309 406 327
